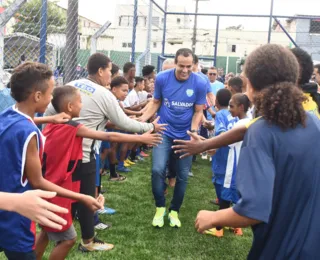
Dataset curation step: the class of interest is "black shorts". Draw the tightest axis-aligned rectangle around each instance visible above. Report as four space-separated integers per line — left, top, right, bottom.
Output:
0 248 35 260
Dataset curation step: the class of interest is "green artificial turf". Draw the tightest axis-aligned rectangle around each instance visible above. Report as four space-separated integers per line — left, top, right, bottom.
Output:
18 155 253 260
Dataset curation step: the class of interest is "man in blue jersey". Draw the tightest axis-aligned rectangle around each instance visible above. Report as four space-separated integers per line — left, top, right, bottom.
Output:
140 48 207 228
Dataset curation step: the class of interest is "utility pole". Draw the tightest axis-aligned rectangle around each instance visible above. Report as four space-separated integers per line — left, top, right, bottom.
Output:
192 0 199 53
64 0 79 83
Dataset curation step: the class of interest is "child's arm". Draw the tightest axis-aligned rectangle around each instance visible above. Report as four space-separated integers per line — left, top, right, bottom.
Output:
0 190 68 230
195 208 261 233
34 113 71 125
25 136 102 212
172 125 247 158
126 100 149 111
123 108 143 116
76 126 162 146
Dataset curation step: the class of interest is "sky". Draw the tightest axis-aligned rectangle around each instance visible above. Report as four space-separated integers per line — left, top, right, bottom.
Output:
56 0 320 30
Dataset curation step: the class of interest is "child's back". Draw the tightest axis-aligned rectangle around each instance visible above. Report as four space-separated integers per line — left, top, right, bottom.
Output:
42 120 83 232
234 113 320 259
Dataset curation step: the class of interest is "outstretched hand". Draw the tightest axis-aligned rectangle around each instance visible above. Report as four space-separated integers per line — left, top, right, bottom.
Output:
141 129 163 146
15 190 68 230
81 195 104 212
51 113 71 124
152 116 167 133
172 131 207 159
195 210 216 233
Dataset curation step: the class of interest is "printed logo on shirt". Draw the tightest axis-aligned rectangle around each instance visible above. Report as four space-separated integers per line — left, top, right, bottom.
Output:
74 82 96 96
186 89 194 97
164 98 170 108
171 101 194 109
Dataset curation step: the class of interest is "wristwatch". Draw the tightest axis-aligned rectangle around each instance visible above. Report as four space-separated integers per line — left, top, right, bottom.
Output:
190 129 197 133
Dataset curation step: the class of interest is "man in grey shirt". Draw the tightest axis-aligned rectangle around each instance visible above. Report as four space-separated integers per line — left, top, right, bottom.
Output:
45 53 165 252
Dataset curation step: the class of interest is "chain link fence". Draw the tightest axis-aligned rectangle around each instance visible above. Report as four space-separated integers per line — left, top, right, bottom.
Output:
1 0 320 112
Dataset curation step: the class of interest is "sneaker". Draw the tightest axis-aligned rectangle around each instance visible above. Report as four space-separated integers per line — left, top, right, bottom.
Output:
210 198 219 205
125 159 136 165
188 172 194 177
233 228 243 236
201 153 208 160
78 237 114 252
137 156 145 161
140 151 149 157
117 166 132 173
168 210 181 228
152 207 166 228
204 228 224 237
124 161 131 167
97 206 116 215
94 222 112 230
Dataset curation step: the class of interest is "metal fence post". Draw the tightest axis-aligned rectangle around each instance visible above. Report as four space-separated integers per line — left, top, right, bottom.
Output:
64 0 79 83
131 0 138 63
214 15 219 66
161 0 168 56
39 0 47 64
0 0 28 89
145 0 153 65
267 0 274 43
90 21 111 55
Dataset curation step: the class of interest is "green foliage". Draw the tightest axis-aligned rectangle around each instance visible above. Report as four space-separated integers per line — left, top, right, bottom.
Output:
12 0 66 37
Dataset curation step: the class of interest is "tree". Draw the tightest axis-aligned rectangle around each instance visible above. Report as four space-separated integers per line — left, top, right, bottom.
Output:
12 0 66 37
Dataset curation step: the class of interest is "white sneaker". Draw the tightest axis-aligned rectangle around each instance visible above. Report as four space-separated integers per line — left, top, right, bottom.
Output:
201 153 208 160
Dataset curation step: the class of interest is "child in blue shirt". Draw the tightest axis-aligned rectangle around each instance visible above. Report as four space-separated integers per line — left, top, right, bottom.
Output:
208 88 237 237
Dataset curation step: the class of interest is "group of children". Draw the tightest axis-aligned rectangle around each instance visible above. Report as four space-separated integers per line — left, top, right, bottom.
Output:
2 44 320 260
0 58 162 259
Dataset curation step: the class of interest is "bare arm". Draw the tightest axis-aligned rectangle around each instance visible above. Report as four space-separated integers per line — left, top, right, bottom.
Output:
123 108 142 116
191 105 204 131
206 92 215 107
139 98 161 122
126 100 148 111
76 126 162 145
195 208 261 233
34 113 71 125
172 125 247 158
25 136 102 211
207 107 216 118
0 190 68 230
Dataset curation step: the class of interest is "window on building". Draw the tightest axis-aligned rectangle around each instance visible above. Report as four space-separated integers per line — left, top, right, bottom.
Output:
177 18 181 24
128 43 132 48
161 18 164 24
119 16 134 27
138 16 147 27
227 44 237 53
153 42 157 48
122 42 128 48
152 17 160 27
310 19 320 34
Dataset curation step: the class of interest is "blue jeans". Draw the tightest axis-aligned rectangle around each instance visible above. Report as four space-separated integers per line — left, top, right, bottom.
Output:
152 135 192 212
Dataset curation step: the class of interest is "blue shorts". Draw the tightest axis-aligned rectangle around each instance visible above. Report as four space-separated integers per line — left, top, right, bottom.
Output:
212 174 225 201
221 187 240 204
0 248 35 260
100 141 110 150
